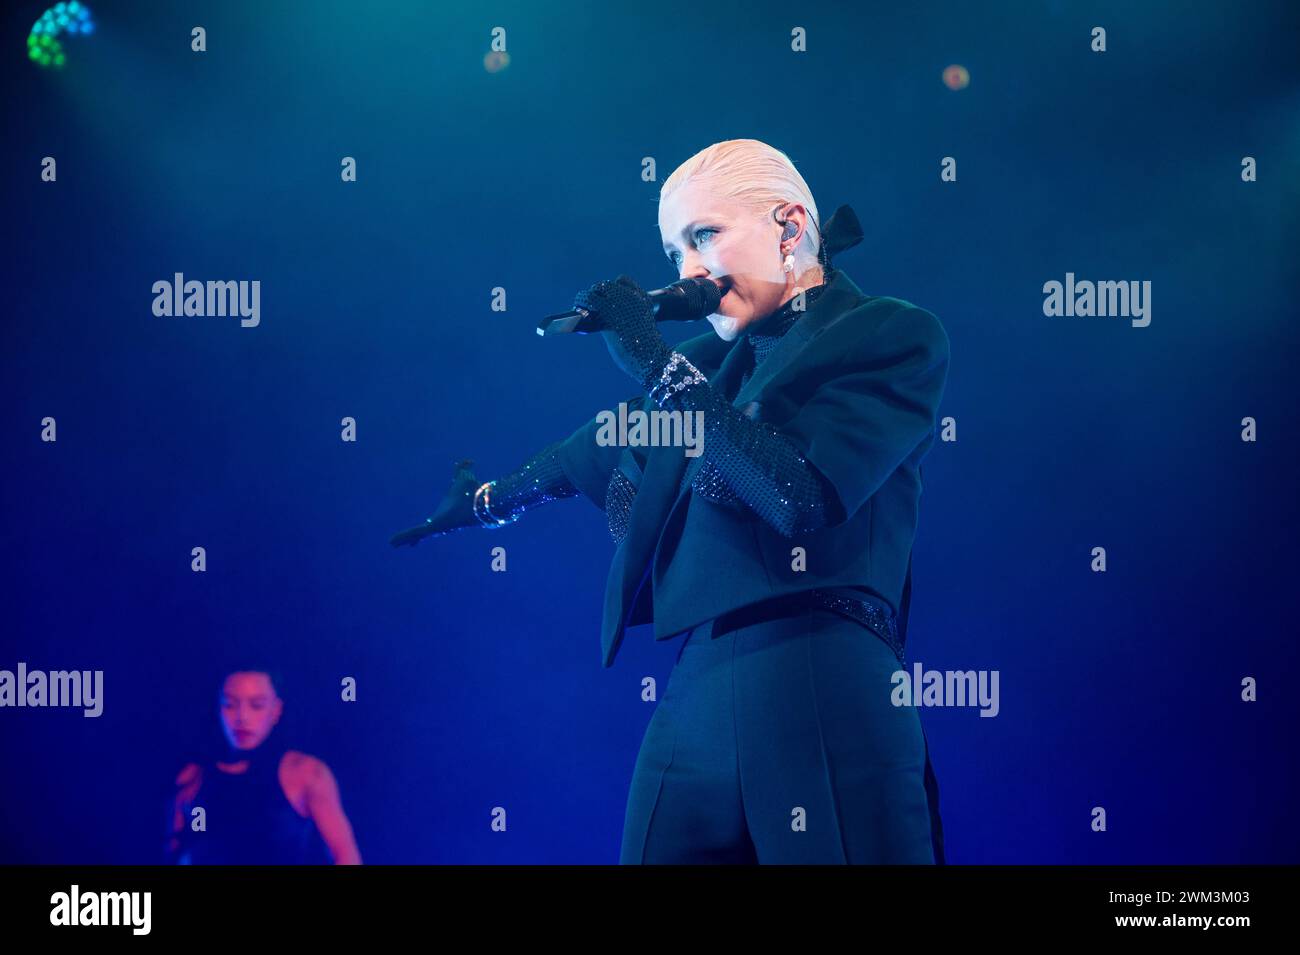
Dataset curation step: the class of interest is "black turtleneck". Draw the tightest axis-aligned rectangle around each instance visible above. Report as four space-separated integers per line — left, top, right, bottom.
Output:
743 279 831 380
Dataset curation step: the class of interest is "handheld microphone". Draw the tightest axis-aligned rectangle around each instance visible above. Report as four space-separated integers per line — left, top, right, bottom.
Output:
536 277 724 336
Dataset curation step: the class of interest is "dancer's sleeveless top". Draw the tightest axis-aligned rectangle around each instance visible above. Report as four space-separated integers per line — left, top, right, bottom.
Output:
178 743 332 865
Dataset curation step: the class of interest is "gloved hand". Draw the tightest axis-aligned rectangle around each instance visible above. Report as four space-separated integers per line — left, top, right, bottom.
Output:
389 459 481 546
572 275 674 391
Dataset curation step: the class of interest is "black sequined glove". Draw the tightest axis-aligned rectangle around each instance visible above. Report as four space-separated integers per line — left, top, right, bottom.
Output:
572 275 675 391
477 439 580 524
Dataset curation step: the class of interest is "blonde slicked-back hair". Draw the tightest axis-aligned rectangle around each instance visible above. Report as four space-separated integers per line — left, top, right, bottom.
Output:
659 138 824 271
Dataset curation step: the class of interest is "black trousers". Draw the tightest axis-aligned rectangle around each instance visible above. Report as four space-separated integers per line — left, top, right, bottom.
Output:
620 602 945 864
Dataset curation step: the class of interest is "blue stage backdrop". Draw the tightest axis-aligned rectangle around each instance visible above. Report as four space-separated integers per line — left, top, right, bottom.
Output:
1 0 1297 864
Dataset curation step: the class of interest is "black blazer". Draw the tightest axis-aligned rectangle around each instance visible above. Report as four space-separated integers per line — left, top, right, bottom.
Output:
558 268 950 667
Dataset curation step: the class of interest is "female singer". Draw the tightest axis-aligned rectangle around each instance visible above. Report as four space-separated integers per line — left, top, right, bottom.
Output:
167 668 362 864
393 139 949 864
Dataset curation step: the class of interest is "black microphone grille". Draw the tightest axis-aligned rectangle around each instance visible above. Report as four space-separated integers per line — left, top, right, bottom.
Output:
662 277 722 320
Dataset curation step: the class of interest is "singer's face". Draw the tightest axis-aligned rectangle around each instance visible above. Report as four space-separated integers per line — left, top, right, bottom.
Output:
219 672 283 753
659 180 800 341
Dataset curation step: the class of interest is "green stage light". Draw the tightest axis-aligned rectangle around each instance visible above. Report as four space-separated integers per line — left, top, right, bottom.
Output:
27 2 93 69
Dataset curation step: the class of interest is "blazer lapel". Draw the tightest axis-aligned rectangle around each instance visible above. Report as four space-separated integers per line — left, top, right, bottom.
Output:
733 275 862 406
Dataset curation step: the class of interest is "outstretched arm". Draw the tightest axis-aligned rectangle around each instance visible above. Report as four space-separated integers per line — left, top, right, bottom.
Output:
462 439 581 527
390 441 580 546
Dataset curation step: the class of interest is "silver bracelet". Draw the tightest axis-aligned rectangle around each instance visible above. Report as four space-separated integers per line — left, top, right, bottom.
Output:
472 481 513 528
649 352 707 407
